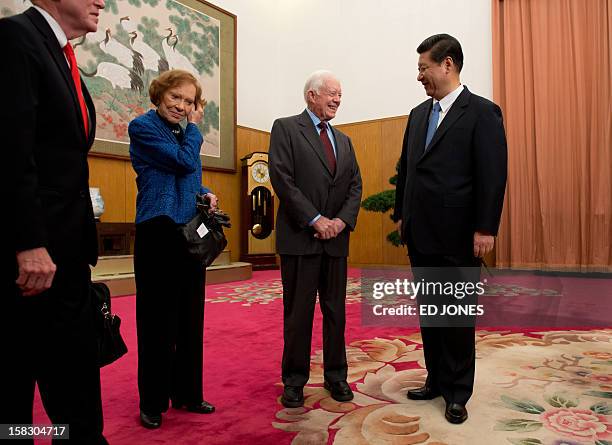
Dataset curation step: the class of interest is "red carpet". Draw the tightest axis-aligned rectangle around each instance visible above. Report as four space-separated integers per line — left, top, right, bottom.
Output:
32 269 388 444
31 269 612 444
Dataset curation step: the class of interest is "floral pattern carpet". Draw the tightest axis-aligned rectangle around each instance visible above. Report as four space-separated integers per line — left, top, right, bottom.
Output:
271 329 612 445
30 269 608 444
203 270 611 444
206 277 562 306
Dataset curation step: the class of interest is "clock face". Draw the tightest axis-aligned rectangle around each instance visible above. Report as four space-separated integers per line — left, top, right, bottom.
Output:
251 162 269 184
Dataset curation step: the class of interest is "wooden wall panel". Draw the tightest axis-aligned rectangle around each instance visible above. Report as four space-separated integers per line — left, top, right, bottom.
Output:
336 121 384 265
88 157 127 222
124 166 137 223
86 118 410 265
336 117 409 266
236 125 270 158
204 170 240 262
202 125 271 262
380 117 409 266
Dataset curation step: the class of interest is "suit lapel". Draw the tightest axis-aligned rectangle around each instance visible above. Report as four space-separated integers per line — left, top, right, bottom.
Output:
419 88 471 160
26 8 86 145
297 110 334 177
413 101 431 160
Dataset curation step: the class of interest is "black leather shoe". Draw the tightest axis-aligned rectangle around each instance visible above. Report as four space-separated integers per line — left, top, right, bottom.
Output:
445 402 468 424
407 385 441 400
281 386 304 408
324 380 354 402
139 410 161 429
187 400 215 414
173 400 215 414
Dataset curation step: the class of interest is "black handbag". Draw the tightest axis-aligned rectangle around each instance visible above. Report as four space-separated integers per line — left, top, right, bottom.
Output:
91 282 128 367
180 194 231 268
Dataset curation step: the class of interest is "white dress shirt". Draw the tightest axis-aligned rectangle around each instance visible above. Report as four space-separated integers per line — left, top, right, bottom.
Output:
432 84 464 128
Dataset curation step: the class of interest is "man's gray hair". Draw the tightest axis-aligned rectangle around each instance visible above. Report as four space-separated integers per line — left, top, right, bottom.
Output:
303 70 338 104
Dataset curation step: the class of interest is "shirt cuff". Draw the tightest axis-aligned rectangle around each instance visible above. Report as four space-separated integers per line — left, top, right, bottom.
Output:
308 214 322 226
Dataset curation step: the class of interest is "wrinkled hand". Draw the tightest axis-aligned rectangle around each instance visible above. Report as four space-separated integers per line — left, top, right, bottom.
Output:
473 231 494 258
313 216 336 240
314 217 346 239
206 193 218 211
188 102 204 124
332 218 346 235
16 247 56 296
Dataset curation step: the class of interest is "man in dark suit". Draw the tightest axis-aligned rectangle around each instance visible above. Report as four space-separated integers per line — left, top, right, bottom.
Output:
269 70 362 408
394 34 507 424
0 1 107 443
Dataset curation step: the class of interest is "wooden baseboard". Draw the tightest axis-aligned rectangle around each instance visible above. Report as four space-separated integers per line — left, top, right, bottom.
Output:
92 258 253 297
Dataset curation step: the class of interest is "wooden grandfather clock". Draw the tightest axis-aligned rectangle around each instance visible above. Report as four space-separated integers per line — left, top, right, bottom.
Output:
240 152 278 270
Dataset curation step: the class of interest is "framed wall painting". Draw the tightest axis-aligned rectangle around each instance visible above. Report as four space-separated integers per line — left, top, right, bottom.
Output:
0 0 237 172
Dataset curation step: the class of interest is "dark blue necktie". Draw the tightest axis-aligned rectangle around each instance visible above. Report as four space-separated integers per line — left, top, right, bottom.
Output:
424 102 441 151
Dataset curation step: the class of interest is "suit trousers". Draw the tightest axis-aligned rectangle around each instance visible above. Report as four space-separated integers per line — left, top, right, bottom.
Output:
0 261 106 445
407 235 480 406
280 253 348 387
134 216 205 415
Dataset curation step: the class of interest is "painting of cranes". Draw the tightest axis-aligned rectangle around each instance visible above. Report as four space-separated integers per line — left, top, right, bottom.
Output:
0 0 236 171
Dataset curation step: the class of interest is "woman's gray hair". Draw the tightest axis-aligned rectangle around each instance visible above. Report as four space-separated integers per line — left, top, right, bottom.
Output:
303 70 338 103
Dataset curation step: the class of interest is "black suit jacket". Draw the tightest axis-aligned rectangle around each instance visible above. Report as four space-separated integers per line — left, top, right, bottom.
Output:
393 87 507 255
1 8 98 267
269 110 362 257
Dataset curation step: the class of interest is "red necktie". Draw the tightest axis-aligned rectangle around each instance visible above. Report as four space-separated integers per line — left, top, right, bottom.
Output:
317 121 336 175
63 42 89 136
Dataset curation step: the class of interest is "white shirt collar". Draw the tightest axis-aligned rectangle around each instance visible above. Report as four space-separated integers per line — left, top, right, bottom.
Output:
434 84 464 113
32 5 68 48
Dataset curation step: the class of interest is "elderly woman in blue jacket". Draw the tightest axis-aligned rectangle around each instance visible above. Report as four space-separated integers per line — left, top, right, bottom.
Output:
129 69 217 430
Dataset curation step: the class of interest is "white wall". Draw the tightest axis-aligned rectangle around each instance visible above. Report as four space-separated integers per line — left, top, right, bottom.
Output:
213 0 492 131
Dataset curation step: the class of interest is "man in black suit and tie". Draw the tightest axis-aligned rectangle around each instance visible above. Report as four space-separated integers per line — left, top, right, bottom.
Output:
0 0 107 442
394 34 507 424
269 70 362 408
